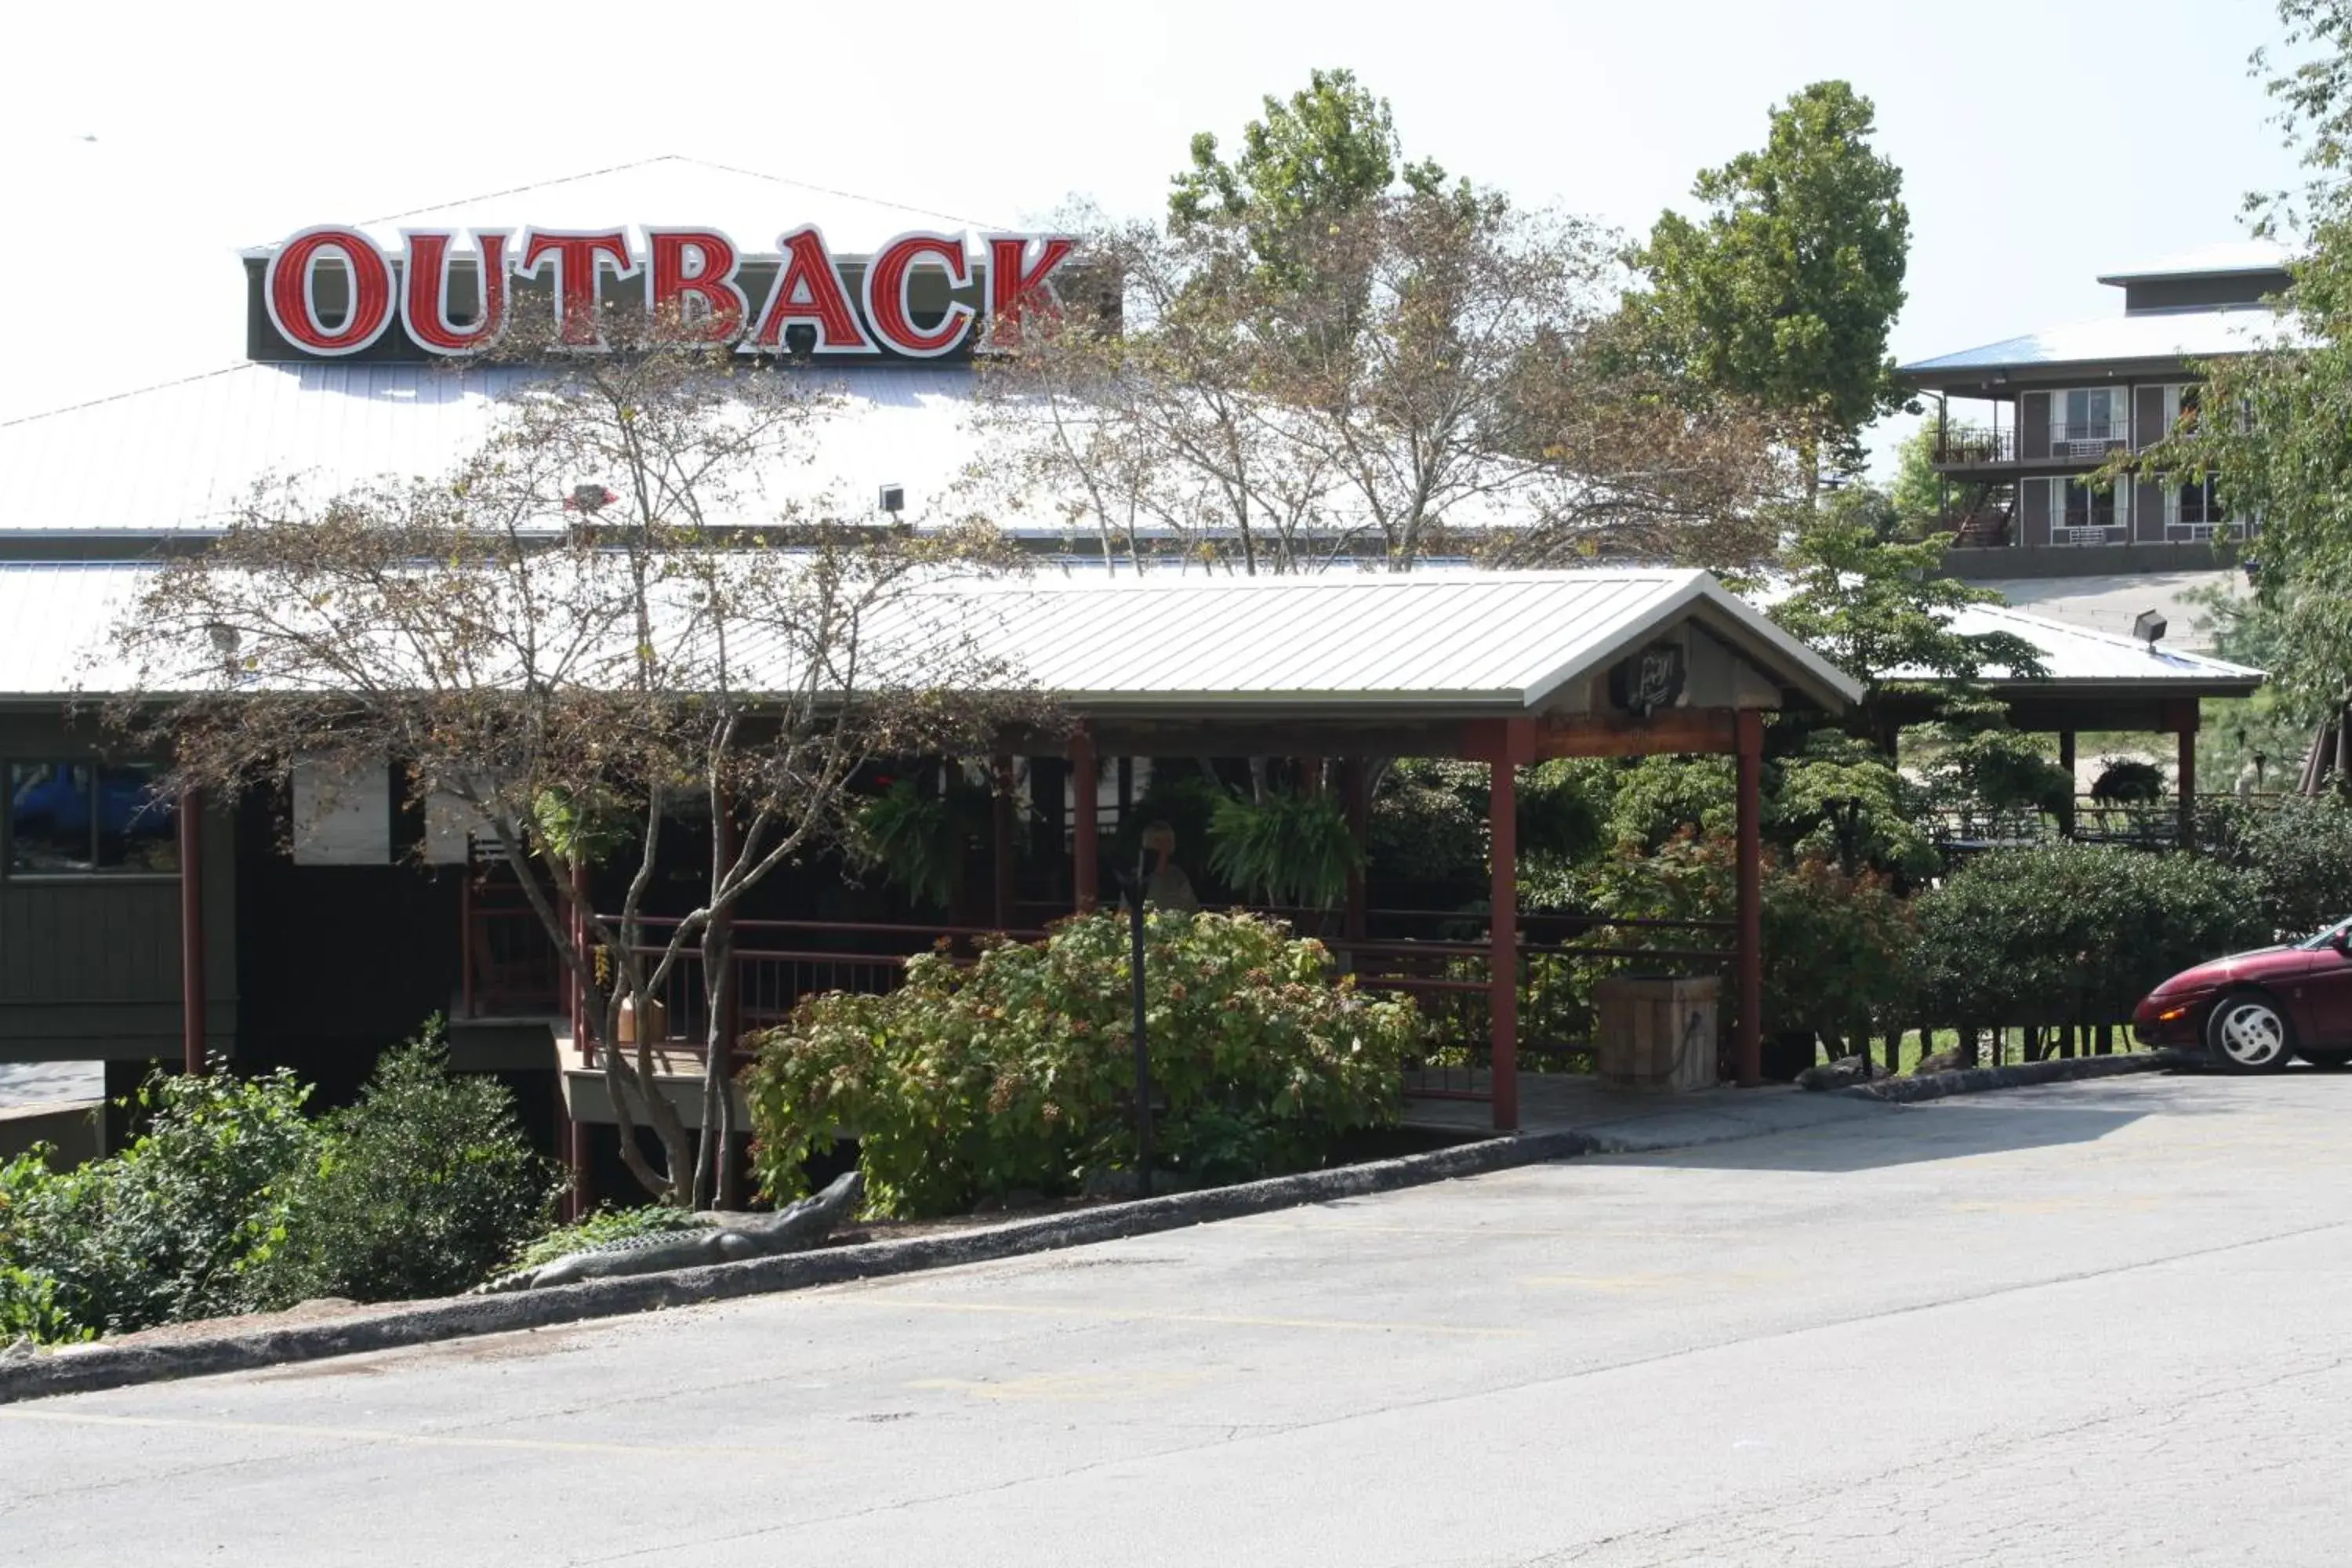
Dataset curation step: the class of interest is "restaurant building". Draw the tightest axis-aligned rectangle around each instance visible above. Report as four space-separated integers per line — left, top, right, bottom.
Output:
0 160 2260 1178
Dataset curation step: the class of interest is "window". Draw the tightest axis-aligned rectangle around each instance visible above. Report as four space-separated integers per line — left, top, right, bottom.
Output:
2052 388 2128 454
2056 477 2128 539
2162 383 2201 436
7 762 178 876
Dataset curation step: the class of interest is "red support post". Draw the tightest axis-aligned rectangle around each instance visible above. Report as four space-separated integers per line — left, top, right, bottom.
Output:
459 857 476 1021
1488 754 1519 1133
992 753 1018 930
564 858 593 1219
1735 709 1764 1088
1069 727 1098 913
2177 714 2198 849
178 786 205 1076
1341 758 1369 944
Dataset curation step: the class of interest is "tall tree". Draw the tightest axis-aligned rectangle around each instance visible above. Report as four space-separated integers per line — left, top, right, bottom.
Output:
971 194 1786 574
1170 67 1452 274
116 313 1027 1207
2123 2 2352 736
1627 81 1911 492
1768 490 2042 746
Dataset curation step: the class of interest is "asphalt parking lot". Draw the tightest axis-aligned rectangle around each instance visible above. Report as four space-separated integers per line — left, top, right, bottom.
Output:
6 1068 2350 1566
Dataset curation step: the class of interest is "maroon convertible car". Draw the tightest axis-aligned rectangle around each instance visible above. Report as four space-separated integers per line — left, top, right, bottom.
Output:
2133 916 2352 1072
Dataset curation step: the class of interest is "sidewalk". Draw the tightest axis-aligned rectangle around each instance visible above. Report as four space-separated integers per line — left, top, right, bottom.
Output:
1404 1069 1887 1151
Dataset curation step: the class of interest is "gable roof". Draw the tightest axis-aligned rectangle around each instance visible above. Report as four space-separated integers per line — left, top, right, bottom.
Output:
239 156 1004 262
0 562 1863 718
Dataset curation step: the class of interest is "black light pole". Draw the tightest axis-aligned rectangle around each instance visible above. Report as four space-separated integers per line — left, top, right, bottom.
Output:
1121 847 1154 1199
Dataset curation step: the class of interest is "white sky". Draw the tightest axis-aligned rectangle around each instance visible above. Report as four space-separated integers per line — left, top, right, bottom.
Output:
0 0 2302 478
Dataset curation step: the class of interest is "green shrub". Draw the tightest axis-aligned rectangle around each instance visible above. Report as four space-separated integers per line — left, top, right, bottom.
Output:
0 1066 319 1339
273 1029 559 1303
1367 760 1486 893
1907 844 2267 1024
1 1151 85 1344
1771 731 1940 880
743 910 1421 1217
2199 795 2352 939
504 1203 715 1276
1573 832 1913 1040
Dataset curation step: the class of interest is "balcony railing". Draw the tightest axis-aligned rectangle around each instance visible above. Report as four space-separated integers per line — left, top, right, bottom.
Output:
1936 425 2015 465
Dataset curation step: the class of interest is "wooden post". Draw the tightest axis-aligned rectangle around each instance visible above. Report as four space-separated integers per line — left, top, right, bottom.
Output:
2058 731 2078 838
1735 709 1764 1089
178 786 205 1076
565 858 593 1220
1341 758 1369 944
991 754 1018 930
2177 715 2198 849
1069 726 1098 913
1488 754 1519 1133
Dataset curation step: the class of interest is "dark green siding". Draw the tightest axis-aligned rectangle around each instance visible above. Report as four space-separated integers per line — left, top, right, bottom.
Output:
0 711 236 1062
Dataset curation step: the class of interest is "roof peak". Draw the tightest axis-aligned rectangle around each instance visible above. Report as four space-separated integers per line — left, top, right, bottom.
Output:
245 155 1007 258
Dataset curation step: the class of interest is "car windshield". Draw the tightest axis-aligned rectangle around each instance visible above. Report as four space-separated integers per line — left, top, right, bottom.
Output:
2296 917 2352 951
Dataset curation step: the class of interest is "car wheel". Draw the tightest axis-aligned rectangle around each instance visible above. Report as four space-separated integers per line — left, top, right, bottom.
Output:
2206 992 2296 1073
2299 1048 2352 1071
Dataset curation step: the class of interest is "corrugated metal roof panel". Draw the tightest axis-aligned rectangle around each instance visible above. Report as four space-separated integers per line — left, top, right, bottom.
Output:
0 562 1867 715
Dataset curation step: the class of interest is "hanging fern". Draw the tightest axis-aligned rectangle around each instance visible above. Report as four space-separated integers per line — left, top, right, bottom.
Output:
1207 790 1362 909
852 779 959 909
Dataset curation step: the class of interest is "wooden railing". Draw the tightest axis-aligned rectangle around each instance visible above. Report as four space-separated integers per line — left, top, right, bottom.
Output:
555 906 1734 1090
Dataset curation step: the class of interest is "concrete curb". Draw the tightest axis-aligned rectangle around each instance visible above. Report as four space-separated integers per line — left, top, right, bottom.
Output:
0 1126 1601 1406
1836 1049 2193 1105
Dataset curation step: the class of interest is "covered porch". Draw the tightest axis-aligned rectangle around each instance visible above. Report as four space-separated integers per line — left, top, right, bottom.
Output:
474 569 1859 1181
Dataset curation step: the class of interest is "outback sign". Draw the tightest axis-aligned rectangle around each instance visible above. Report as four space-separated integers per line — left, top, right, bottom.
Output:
250 225 1077 362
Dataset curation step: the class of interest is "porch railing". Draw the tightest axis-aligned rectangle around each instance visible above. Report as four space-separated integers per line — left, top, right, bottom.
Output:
559 906 1736 1093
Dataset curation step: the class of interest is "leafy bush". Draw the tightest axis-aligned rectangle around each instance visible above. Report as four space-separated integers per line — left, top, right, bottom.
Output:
1573 832 1913 1040
272 1031 560 1303
2199 795 2352 939
1368 760 1486 893
504 1203 714 1276
1929 728 2074 814
1 1152 85 1344
0 1031 557 1343
1907 845 2268 1024
0 1066 319 1338
1771 731 1940 880
744 910 1421 1217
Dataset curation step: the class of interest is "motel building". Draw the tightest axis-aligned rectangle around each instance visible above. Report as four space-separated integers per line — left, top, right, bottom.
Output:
0 159 2263 1190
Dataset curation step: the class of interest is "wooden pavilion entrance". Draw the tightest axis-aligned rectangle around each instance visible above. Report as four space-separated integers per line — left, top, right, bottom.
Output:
525 570 1861 1173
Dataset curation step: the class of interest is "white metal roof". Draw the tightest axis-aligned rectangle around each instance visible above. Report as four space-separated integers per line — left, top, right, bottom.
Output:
241 156 1005 262
0 361 996 536
0 561 1863 717
2096 240 2298 285
906 568 1860 713
1899 305 2292 377
1966 571 2245 652
1918 601 2263 692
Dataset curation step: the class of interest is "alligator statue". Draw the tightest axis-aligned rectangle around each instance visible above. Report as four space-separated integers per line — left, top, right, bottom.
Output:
477 1170 863 1294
